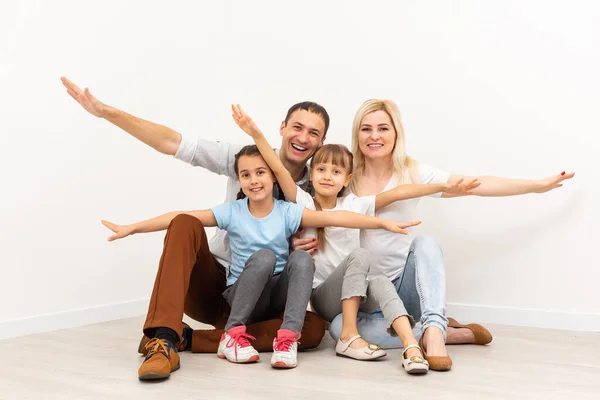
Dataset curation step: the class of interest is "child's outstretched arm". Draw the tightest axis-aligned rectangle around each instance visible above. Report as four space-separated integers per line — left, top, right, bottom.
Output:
375 178 481 210
231 104 298 201
101 210 217 241
300 209 420 234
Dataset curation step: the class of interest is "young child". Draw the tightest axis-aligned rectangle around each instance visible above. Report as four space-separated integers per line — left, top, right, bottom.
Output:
232 104 479 374
102 145 419 370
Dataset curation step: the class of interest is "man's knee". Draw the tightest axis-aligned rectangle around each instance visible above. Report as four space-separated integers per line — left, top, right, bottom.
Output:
298 311 326 350
169 213 204 233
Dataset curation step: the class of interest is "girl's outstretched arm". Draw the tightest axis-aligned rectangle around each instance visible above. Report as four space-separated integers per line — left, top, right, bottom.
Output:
375 178 480 210
231 104 298 201
101 209 217 241
300 209 420 234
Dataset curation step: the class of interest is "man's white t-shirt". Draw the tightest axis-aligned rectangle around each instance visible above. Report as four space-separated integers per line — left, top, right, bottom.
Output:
174 135 310 274
295 189 376 288
356 164 450 281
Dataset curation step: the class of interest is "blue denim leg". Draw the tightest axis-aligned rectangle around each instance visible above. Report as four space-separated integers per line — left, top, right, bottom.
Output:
396 236 448 340
328 236 448 346
328 310 422 349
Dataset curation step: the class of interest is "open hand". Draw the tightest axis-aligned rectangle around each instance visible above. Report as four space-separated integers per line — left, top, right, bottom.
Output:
101 220 135 241
535 171 575 193
231 104 261 138
382 220 421 234
61 76 106 118
444 178 481 197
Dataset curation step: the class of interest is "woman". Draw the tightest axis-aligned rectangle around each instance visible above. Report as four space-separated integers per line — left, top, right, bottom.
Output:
327 99 574 371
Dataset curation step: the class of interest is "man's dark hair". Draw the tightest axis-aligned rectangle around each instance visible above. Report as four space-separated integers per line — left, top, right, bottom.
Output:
284 101 330 136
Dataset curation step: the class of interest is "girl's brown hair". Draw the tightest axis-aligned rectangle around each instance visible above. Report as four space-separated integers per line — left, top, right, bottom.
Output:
307 144 354 251
234 145 272 200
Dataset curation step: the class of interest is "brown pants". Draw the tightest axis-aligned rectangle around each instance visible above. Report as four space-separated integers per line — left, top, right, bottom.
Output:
143 214 326 352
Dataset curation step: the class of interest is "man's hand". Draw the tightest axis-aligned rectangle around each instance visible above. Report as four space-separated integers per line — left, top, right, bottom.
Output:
61 76 107 118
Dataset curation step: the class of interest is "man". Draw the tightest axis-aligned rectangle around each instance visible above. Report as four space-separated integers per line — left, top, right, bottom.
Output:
61 77 328 380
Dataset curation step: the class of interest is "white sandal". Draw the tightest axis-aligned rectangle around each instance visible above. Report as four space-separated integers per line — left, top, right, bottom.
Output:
402 344 429 374
335 335 387 361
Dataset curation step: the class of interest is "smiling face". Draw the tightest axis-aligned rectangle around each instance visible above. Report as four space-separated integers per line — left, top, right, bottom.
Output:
310 162 352 198
279 109 326 168
236 154 276 202
309 144 354 198
357 110 396 162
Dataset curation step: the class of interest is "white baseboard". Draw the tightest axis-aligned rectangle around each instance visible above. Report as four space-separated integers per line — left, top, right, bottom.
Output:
2 300 598 340
447 302 600 332
0 298 150 340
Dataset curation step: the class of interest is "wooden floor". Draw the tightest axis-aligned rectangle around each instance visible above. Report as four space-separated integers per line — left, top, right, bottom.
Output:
0 316 599 400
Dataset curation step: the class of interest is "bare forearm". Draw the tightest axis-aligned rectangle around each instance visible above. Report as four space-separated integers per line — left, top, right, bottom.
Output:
252 132 297 199
129 211 184 234
253 132 286 177
104 106 182 155
470 176 542 196
323 211 385 230
376 183 448 210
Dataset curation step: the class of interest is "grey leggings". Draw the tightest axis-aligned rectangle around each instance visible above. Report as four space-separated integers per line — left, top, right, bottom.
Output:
223 249 315 332
310 248 414 332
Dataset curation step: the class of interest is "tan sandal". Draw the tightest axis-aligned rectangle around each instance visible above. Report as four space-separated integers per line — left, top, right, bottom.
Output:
401 344 429 374
335 335 387 361
448 318 493 345
418 335 453 371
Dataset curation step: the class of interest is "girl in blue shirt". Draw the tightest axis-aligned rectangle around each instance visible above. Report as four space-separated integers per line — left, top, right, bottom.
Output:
102 144 418 369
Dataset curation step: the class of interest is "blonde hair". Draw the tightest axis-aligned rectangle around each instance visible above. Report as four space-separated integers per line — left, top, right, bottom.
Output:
308 144 353 251
350 99 419 194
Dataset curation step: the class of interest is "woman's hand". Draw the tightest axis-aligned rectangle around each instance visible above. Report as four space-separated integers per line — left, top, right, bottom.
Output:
291 229 318 253
534 172 575 193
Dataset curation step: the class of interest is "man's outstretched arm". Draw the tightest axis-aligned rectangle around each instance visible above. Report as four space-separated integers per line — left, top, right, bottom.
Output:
61 76 182 155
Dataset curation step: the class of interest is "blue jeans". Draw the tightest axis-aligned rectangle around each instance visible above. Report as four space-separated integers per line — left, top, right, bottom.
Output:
329 236 448 348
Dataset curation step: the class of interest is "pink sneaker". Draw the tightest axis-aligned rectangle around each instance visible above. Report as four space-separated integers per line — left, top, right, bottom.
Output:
271 329 301 369
217 326 260 363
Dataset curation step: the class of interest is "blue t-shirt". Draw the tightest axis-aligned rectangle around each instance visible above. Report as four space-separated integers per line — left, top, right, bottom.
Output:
211 198 304 286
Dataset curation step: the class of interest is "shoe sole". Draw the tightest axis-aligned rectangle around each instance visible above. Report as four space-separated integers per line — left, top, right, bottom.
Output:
335 352 387 361
402 364 429 375
271 361 297 369
217 354 260 363
138 361 180 381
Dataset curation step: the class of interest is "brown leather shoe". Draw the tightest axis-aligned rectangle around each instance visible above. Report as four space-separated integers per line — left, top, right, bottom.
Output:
418 335 453 371
138 338 180 381
138 322 191 355
448 318 493 345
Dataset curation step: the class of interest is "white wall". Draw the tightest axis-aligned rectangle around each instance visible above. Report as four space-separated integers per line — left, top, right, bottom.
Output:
1 0 598 339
